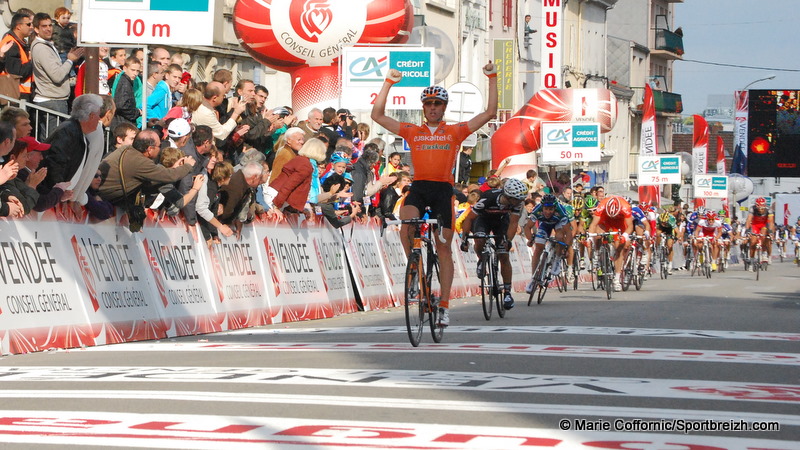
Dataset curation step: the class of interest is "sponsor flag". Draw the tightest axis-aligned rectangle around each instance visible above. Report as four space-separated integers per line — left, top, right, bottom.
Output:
638 84 660 206
732 91 749 174
716 135 730 216
692 115 709 208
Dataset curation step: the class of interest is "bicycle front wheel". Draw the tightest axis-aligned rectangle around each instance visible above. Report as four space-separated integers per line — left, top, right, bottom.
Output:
426 252 443 343
600 246 613 300
479 255 492 321
404 252 424 347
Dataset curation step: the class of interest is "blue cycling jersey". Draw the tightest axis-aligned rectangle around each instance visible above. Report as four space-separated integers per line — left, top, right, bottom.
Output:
530 202 571 227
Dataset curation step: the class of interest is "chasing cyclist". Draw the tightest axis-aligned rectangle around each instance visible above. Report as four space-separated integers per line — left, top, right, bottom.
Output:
744 196 774 268
693 210 723 272
587 195 634 292
371 63 498 327
655 210 678 274
523 194 573 294
459 178 528 310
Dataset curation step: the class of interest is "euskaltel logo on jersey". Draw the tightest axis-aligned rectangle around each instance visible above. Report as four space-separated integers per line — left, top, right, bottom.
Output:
290 0 333 43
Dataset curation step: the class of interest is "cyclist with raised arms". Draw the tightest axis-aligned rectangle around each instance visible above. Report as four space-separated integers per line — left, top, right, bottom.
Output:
459 178 527 310
523 194 573 294
371 63 498 327
655 210 678 274
587 195 634 292
744 196 774 267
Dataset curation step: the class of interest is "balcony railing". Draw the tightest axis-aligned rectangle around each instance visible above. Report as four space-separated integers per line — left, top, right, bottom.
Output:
634 89 683 115
653 90 683 114
654 28 684 57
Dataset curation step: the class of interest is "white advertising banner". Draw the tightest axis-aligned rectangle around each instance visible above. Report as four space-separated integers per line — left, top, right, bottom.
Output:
138 213 222 337
341 47 435 110
253 216 333 323
311 224 359 316
540 0 563 89
344 223 394 311
693 175 729 199
379 224 409 306
540 122 602 162
201 225 273 331
0 211 93 354
81 0 215 46
637 155 682 186
774 194 800 227
67 215 168 345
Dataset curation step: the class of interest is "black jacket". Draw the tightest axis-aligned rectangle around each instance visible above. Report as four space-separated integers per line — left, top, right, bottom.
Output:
41 118 86 191
113 74 140 125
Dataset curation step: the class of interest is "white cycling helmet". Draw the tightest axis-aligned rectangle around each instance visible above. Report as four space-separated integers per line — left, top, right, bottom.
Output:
420 86 449 103
503 178 528 200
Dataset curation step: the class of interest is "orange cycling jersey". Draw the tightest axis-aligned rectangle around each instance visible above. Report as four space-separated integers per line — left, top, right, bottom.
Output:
593 196 632 231
398 121 472 183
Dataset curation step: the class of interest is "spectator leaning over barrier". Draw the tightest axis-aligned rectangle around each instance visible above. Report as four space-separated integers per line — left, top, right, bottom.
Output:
111 56 142 128
177 124 214 225
268 126 304 184
0 12 34 101
0 106 32 139
197 157 234 243
218 162 262 238
193 81 247 142
350 145 396 217
269 137 327 217
149 146 204 216
14 136 71 212
319 173 360 228
30 12 85 138
40 93 105 207
0 121 24 218
97 128 195 208
1 139 39 216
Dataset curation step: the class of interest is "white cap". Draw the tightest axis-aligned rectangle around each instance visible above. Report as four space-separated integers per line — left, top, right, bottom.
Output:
167 118 191 139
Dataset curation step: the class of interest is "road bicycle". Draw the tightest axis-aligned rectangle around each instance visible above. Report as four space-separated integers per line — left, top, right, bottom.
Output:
465 233 507 321
527 236 568 306
588 231 619 300
718 238 731 273
575 233 597 291
621 234 645 291
656 232 672 279
692 236 713 279
747 232 768 281
386 218 445 347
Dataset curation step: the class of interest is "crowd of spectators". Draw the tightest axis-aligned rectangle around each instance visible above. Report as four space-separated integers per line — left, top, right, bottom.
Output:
1 6 597 246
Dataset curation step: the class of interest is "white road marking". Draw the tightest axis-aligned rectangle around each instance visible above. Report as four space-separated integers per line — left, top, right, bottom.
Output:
0 390 797 426
221 325 800 341
81 341 800 366
0 411 791 449
0 367 797 404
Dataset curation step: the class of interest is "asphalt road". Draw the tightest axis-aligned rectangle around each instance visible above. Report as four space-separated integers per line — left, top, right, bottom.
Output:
0 257 798 449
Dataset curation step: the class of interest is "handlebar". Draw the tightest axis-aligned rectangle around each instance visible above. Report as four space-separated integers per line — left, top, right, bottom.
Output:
385 217 446 244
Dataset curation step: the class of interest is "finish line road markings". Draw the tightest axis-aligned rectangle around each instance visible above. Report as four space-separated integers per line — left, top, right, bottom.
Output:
0 367 798 404
0 390 798 426
0 411 792 450
82 342 800 366
222 326 800 342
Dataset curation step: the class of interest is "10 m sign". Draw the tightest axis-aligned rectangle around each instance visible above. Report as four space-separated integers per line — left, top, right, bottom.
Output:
125 19 171 38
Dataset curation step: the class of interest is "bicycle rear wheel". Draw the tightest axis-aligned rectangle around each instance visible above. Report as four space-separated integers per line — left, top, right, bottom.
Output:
479 254 492 321
426 252 443 343
589 255 598 290
660 246 668 279
621 251 633 292
404 253 424 347
755 248 762 281
572 255 580 290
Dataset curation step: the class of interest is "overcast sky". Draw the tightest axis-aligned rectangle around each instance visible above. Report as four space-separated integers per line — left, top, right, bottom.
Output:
671 0 800 116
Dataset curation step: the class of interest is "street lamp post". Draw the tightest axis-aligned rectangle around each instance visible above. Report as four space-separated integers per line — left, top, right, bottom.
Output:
742 75 776 91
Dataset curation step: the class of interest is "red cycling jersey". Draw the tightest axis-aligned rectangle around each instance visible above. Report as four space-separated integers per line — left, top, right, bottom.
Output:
593 196 633 232
398 121 472 184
